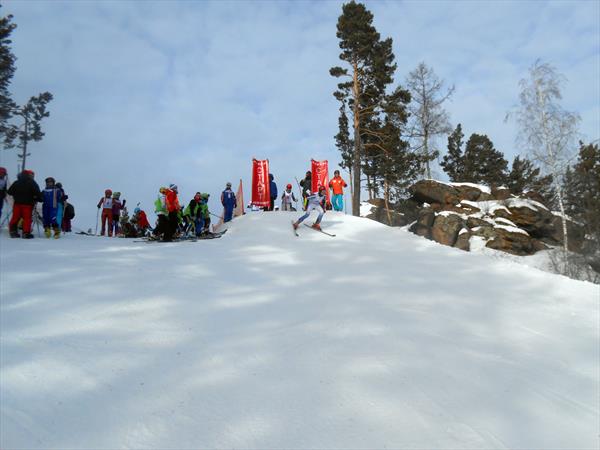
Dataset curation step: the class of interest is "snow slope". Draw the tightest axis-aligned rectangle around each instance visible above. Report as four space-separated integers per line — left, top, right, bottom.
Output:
1 212 599 449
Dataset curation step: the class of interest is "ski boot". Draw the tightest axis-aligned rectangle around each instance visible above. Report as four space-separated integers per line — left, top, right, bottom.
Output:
9 225 20 238
54 228 61 239
44 227 52 238
22 233 34 239
311 222 321 231
292 221 299 230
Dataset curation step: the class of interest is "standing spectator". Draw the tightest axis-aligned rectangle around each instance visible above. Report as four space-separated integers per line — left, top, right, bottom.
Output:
42 177 63 238
299 170 312 210
281 183 297 211
164 184 180 242
221 182 237 222
7 170 42 239
0 167 8 221
268 173 278 211
329 170 348 212
97 189 114 236
153 187 168 239
199 193 211 234
62 201 75 232
55 182 67 228
111 192 125 237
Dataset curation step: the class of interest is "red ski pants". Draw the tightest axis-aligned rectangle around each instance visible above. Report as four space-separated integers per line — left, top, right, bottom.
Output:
100 209 113 236
10 204 33 233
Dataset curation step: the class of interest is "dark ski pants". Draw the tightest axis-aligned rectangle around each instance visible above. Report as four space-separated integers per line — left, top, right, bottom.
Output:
164 211 179 241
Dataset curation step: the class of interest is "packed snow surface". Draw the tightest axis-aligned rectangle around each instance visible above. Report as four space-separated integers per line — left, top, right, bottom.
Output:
1 212 599 449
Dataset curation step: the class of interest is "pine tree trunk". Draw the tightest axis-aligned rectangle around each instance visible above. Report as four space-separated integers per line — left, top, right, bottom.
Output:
367 174 373 200
21 114 28 170
352 61 361 217
424 131 430 179
384 178 392 226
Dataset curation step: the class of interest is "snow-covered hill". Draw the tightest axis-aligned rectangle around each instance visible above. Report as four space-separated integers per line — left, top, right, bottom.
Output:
1 212 598 449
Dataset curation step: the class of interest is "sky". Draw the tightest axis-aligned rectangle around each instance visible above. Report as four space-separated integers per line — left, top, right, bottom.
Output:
1 0 599 229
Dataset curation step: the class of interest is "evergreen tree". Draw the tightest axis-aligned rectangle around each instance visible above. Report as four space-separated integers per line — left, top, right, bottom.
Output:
3 92 53 169
461 133 508 185
507 155 554 203
330 1 396 216
440 123 464 181
564 141 600 247
0 7 16 134
334 104 354 197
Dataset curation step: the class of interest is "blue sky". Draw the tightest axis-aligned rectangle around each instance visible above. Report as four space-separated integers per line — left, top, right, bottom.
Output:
1 0 598 228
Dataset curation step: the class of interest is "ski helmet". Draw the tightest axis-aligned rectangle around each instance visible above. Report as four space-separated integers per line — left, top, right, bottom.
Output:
169 184 178 192
105 189 112 196
159 187 167 194
134 207 140 214
23 169 34 178
45 177 55 185
286 183 292 189
112 191 121 199
226 182 232 188
56 182 62 188
0 167 6 176
318 185 326 192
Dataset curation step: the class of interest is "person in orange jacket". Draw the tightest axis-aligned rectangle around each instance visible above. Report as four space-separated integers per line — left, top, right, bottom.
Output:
164 184 180 242
329 170 347 212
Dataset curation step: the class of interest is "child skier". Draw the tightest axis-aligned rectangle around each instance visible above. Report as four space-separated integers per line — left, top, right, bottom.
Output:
132 207 150 236
221 182 237 222
329 170 348 212
293 185 327 230
42 177 63 238
199 193 211 234
111 192 125 237
97 189 114 236
164 184 180 242
0 167 8 220
152 187 167 239
281 183 297 211
299 171 312 210
8 170 42 238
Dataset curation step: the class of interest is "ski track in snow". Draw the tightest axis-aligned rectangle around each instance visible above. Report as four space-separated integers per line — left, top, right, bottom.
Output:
1 212 599 449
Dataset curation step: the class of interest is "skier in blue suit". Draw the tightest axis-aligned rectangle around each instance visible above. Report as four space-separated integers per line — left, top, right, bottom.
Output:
42 177 63 238
221 182 237 222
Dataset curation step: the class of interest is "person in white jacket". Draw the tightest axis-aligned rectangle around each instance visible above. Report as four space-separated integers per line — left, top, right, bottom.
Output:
293 185 326 230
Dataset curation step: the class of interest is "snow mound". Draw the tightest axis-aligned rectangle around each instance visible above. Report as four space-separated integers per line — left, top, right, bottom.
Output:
1 212 598 449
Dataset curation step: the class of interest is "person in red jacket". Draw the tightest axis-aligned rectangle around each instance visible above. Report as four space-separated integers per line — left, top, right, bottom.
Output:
329 170 348 212
97 189 113 236
164 184 180 242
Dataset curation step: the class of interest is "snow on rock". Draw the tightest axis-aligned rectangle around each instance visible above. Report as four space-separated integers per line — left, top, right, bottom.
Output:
506 197 548 211
1 213 598 449
450 182 491 194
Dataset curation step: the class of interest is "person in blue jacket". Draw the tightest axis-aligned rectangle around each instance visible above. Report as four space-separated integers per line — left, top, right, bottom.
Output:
221 182 237 222
42 177 63 238
268 173 278 211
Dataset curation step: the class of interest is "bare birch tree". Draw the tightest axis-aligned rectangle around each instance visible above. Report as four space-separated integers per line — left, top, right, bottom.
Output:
507 59 580 252
406 62 454 179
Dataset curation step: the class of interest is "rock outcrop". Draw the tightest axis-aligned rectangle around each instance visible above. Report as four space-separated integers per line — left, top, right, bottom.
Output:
365 180 586 258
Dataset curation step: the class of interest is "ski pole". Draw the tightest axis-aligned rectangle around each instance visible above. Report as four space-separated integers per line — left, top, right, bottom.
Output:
95 208 100 235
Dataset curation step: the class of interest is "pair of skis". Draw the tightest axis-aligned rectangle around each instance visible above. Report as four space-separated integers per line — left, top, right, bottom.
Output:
292 221 335 237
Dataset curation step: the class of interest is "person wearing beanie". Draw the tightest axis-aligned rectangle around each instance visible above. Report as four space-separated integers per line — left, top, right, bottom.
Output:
7 170 42 238
221 182 237 223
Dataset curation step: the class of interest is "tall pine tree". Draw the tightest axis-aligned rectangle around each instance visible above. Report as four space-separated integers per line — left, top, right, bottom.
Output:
330 1 396 216
440 123 464 181
0 7 16 135
461 133 508 186
564 141 600 250
507 155 553 201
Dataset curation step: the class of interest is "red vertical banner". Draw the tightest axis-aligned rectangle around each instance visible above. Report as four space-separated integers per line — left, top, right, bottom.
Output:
251 159 270 207
311 159 330 203
234 179 244 217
